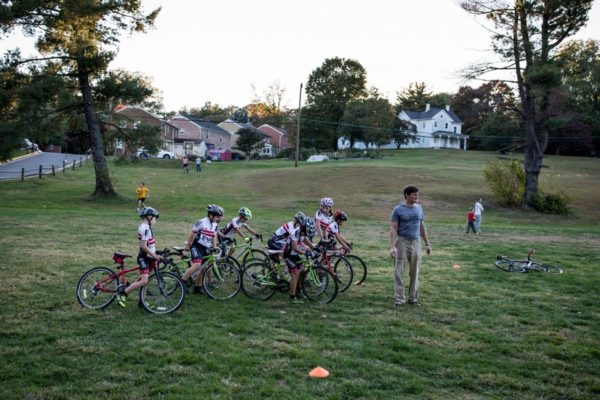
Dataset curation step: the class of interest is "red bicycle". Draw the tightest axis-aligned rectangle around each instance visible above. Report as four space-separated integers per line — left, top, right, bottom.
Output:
76 251 185 314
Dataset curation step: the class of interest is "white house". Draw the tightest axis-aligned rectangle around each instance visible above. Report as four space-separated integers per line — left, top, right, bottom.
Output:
398 104 468 150
338 104 468 150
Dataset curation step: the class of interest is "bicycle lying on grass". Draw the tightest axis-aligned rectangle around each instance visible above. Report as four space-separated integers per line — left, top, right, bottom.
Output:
241 251 338 304
159 246 241 300
495 249 563 273
76 252 186 314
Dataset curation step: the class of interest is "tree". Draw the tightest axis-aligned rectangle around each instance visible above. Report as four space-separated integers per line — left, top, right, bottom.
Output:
461 0 594 205
0 0 160 196
394 82 432 114
390 120 418 149
339 95 396 148
304 57 367 150
233 128 264 159
181 102 237 123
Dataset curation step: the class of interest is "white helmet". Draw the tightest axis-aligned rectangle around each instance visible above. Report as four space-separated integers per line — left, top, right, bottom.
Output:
320 197 334 207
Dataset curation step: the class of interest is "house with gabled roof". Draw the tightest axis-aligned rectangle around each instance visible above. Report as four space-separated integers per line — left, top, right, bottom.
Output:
398 104 468 150
113 106 180 156
338 104 468 150
218 119 270 156
168 114 232 157
257 124 290 157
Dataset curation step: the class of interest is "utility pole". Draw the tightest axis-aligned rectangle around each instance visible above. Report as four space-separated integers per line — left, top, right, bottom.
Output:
295 83 302 168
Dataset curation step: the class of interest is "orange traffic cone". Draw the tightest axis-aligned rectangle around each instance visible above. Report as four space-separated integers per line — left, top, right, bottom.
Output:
308 366 330 378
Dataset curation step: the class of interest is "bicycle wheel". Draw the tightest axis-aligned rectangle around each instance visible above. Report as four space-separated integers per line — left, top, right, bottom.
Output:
346 254 368 285
529 262 563 273
242 249 268 266
300 266 338 304
240 261 278 300
140 271 185 314
495 260 528 272
203 262 241 300
225 256 242 272
331 256 353 293
76 267 118 309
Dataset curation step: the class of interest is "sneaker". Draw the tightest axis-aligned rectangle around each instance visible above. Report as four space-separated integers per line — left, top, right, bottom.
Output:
117 293 127 307
295 291 308 300
289 296 304 305
408 301 420 307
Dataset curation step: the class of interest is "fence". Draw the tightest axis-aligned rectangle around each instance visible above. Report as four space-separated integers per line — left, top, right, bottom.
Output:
0 155 91 181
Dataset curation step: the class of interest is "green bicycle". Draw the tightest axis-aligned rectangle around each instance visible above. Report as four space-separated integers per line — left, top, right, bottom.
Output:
219 235 267 270
241 251 338 304
159 246 241 299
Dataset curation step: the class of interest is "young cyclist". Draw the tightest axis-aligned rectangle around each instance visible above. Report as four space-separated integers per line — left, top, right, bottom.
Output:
218 207 261 256
182 204 224 293
118 207 163 307
324 210 352 253
314 197 334 241
267 212 317 304
136 182 149 211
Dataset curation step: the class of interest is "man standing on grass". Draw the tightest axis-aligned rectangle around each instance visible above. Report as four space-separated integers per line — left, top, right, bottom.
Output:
390 185 431 308
474 198 484 234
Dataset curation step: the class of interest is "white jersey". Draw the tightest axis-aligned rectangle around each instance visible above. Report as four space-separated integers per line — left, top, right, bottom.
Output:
325 221 340 241
474 202 484 216
271 222 299 248
192 217 218 248
138 222 156 253
315 210 333 236
221 216 247 239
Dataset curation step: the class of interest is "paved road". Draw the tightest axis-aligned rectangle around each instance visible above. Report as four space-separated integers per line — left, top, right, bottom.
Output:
0 152 90 180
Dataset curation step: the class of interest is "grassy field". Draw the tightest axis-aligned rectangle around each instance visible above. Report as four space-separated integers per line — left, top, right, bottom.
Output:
0 149 599 399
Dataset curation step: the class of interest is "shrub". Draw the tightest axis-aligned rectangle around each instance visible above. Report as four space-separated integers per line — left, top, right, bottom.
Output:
530 192 570 214
483 160 525 207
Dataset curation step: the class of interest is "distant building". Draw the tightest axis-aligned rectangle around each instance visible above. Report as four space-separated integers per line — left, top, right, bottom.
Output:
168 114 232 157
338 104 468 150
257 124 290 157
113 106 179 156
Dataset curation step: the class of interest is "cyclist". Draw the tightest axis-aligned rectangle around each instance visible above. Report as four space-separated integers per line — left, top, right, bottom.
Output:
314 197 334 241
118 207 163 307
182 204 224 293
323 210 352 253
218 207 261 256
267 212 315 304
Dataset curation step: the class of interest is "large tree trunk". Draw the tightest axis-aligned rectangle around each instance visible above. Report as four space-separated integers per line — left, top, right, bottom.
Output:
78 70 116 197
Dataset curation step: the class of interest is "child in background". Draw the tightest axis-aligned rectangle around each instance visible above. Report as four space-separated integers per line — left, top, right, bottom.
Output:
466 207 477 234
136 182 149 211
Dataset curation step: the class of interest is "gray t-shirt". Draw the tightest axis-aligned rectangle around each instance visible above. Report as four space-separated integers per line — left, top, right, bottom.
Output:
391 203 424 240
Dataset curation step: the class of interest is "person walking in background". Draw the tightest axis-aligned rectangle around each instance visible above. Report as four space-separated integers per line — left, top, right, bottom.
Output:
182 155 189 173
136 181 149 211
390 185 431 308
465 207 477 234
195 156 202 173
474 198 484 233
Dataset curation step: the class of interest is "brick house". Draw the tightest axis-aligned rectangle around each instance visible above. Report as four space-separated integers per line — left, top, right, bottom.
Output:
168 114 232 157
257 124 290 157
113 106 179 156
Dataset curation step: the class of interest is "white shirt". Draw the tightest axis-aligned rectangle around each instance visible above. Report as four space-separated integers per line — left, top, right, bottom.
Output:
192 217 218 248
474 202 484 216
271 222 299 248
138 222 156 253
221 216 247 238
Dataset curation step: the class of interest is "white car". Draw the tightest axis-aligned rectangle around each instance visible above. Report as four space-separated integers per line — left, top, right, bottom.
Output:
23 138 39 152
137 148 175 159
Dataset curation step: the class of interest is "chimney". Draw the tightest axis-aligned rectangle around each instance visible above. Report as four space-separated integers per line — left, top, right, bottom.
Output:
445 105 450 112
425 103 430 112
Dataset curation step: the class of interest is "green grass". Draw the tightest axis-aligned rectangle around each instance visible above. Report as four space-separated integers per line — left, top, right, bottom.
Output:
1 149 599 399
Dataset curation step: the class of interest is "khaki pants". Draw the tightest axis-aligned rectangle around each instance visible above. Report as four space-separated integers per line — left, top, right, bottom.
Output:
393 237 421 305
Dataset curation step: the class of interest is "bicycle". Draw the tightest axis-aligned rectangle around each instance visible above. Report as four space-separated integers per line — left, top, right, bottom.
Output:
76 251 185 314
495 249 563 273
241 251 338 304
321 240 368 288
317 246 353 293
160 246 241 300
219 235 267 270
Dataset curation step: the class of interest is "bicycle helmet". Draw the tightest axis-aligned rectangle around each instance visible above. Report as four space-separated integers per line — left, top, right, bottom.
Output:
294 211 306 224
334 210 348 221
207 204 224 216
303 218 316 237
238 207 252 219
320 197 334 207
139 206 159 219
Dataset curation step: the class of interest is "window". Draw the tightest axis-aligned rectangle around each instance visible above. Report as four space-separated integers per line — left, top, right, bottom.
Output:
454 127 457 133
434 121 437 128
118 120 127 129
422 122 426 128
133 120 141 129
445 123 448 129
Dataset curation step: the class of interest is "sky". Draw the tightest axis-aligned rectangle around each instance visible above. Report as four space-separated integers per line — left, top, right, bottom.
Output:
2 0 600 111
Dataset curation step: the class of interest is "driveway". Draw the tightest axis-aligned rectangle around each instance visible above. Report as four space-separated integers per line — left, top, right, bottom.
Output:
0 152 89 180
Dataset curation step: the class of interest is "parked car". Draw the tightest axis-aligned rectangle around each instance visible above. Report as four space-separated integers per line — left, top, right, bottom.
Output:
23 138 39 152
136 148 175 159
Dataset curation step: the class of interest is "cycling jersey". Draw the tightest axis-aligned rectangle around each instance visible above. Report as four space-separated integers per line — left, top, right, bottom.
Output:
220 216 246 239
191 217 218 248
269 222 299 249
137 221 156 273
315 209 333 235
325 221 340 241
